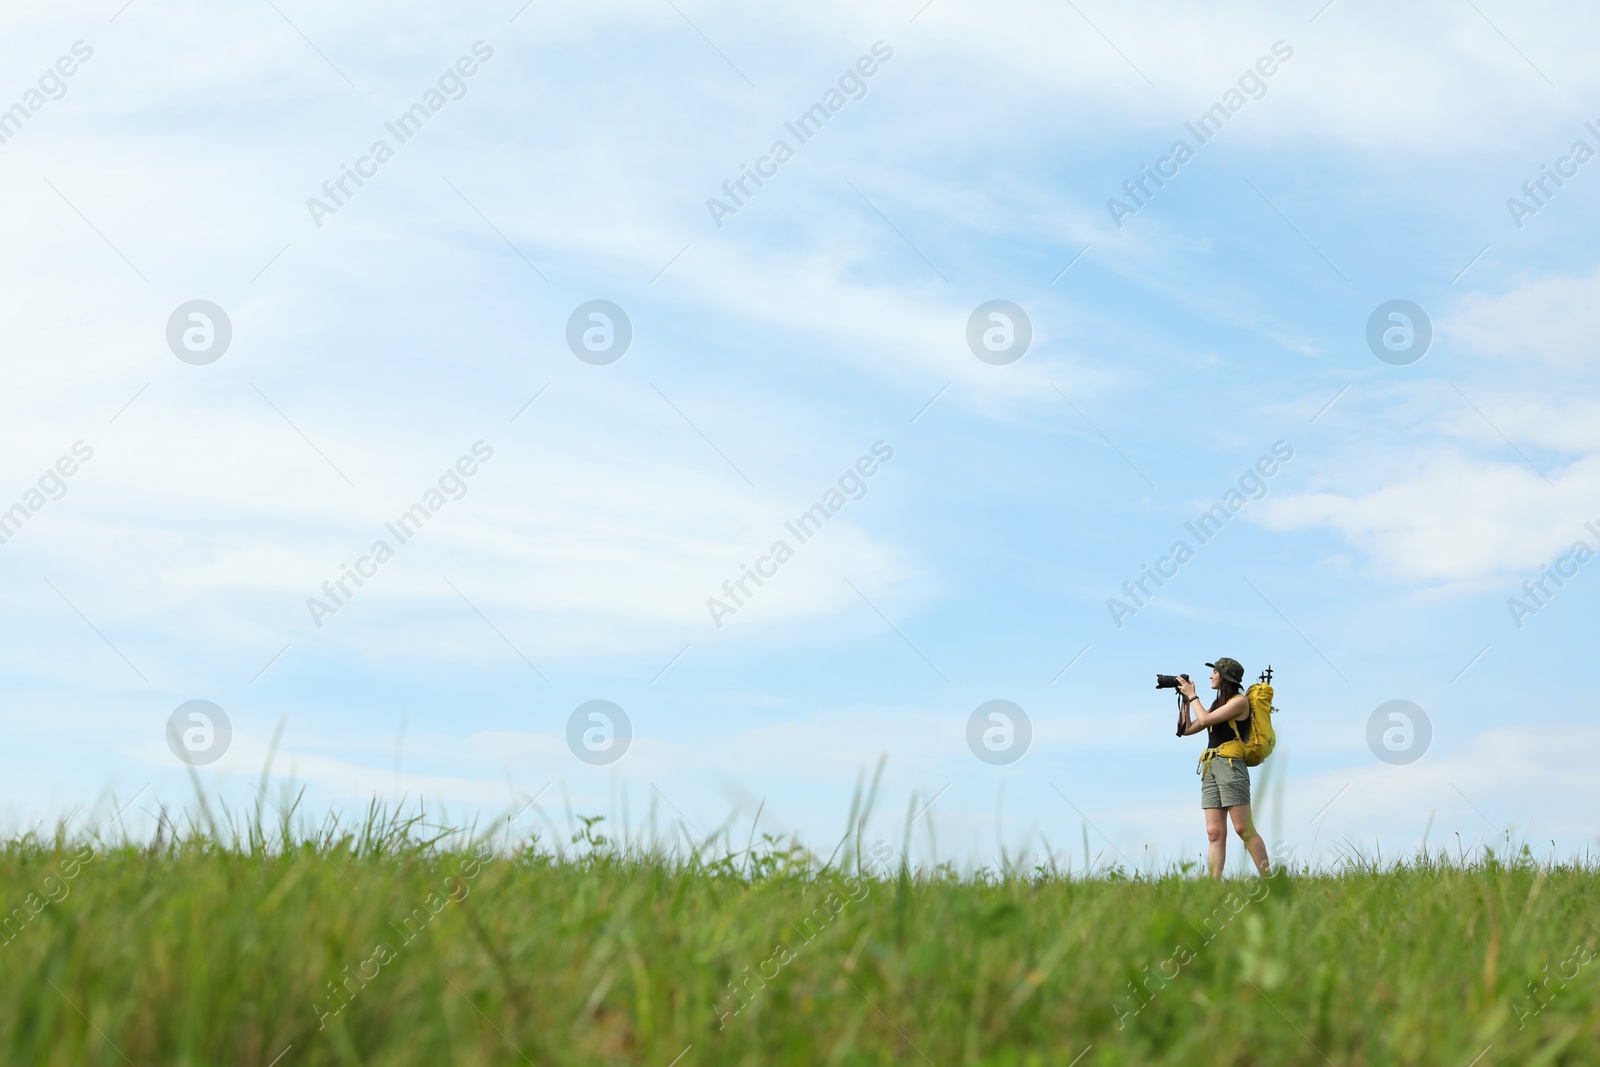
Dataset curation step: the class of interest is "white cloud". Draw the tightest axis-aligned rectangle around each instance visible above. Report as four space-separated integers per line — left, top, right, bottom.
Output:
1262 451 1600 582
1445 264 1600 371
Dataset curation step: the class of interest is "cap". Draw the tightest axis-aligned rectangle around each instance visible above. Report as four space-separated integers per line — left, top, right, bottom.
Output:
1206 657 1245 685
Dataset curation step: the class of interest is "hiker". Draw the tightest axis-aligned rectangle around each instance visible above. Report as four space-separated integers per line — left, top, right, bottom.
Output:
1177 658 1271 879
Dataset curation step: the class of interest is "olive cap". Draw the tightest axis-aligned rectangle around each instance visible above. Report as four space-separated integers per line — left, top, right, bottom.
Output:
1206 657 1245 685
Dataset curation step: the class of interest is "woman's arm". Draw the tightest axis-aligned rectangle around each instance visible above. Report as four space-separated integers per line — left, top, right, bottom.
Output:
1177 692 1249 736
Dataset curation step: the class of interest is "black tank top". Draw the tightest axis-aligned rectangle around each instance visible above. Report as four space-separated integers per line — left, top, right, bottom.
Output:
1208 704 1250 749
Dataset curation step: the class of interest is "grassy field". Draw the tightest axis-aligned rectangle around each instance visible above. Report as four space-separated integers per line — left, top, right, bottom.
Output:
2 793 1597 1067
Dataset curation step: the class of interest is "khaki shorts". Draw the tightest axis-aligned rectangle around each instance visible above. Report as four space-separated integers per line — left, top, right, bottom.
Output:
1201 755 1251 809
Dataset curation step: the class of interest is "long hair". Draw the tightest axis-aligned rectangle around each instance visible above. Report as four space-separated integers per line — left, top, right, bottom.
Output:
1209 678 1242 713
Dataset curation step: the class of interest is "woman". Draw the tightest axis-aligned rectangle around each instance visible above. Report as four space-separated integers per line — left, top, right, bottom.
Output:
1177 657 1270 879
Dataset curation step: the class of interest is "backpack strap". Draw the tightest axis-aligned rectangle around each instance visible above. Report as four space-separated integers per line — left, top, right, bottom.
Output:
1228 695 1252 742
1200 697 1252 778
1198 747 1239 778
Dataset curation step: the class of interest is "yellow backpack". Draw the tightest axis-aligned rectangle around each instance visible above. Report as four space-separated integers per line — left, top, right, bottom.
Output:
1233 673 1278 767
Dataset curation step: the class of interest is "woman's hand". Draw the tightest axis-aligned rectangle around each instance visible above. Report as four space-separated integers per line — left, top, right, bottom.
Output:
1176 675 1196 699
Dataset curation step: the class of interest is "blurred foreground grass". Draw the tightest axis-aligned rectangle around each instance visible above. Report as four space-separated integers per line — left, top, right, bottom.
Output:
1 794 1596 1066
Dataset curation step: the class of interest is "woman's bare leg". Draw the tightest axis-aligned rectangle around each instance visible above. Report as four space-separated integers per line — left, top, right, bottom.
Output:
1228 804 1271 876
1204 807 1228 879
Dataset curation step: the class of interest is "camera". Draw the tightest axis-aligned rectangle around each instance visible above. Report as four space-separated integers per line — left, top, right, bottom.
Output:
1155 673 1189 689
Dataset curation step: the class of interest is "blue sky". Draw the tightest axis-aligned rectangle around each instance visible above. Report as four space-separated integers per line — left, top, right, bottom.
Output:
2 0 1598 873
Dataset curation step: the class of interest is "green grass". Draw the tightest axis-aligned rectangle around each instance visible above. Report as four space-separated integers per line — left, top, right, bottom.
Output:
3 791 1598 1067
